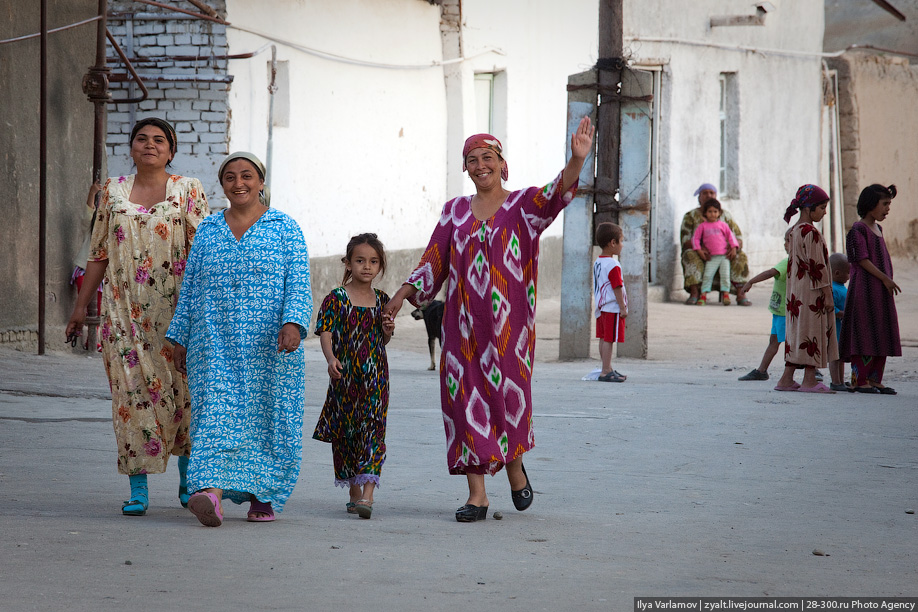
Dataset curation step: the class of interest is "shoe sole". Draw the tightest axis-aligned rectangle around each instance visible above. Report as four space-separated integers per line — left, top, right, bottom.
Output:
188 493 223 527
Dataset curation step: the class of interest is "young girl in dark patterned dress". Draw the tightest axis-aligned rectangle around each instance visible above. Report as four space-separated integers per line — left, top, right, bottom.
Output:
838 184 902 394
314 234 394 519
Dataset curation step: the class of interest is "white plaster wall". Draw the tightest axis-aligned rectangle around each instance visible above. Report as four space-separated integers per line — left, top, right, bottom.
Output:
848 54 918 258
225 0 448 257
225 0 599 258
459 0 600 242
625 0 826 294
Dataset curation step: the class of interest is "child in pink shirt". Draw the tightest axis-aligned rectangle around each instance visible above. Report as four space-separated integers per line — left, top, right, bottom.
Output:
692 198 740 305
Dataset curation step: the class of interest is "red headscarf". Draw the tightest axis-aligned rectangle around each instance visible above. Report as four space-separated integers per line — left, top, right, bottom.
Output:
784 184 829 223
462 134 509 181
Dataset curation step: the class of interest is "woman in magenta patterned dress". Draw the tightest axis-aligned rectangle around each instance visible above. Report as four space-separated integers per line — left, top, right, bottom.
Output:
775 184 839 394
838 184 901 394
383 118 594 522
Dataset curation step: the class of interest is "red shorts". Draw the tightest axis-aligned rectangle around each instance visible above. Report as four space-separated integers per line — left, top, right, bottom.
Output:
596 311 625 343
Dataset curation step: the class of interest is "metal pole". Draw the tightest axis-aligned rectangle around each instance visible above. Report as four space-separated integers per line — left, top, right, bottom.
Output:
38 0 48 354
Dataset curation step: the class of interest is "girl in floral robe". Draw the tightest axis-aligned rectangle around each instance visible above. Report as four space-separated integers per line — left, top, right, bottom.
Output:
775 184 838 393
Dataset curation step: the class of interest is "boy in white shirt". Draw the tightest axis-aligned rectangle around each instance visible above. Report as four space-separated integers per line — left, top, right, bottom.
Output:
593 222 628 382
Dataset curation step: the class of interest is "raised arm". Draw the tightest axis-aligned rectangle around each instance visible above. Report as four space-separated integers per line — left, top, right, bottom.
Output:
560 117 595 194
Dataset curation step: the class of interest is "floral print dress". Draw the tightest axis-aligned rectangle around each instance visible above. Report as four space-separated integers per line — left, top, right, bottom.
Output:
784 222 839 368
89 174 208 475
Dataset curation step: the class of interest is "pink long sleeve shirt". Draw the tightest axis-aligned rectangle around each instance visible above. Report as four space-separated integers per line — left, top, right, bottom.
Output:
692 219 739 255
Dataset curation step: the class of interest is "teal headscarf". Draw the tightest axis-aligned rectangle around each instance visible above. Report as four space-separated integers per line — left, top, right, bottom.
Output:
218 151 270 207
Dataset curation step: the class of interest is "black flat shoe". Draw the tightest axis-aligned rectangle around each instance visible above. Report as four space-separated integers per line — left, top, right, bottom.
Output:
511 464 533 511
876 386 897 395
455 504 488 522
851 386 880 394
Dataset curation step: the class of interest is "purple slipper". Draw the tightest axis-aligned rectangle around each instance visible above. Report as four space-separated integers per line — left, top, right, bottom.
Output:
799 382 836 394
188 491 223 527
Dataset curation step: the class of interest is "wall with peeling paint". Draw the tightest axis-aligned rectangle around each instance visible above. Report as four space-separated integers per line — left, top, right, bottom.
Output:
624 0 826 299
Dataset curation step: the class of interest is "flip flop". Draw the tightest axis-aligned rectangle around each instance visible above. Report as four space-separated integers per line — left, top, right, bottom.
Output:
612 370 627 380
799 382 836 394
774 382 801 392
355 499 373 519
850 386 879 394
346 502 358 514
874 386 897 395
598 371 625 383
737 298 752 306
247 499 275 522
188 491 223 527
685 296 699 305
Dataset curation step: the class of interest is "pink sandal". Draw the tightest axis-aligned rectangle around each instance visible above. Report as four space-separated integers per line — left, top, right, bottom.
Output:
799 382 836 394
188 491 223 527
774 382 801 392
247 499 275 522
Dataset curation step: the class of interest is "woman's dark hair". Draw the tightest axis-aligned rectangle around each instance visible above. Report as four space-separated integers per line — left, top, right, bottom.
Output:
341 233 387 285
856 184 897 218
129 117 177 167
701 198 723 215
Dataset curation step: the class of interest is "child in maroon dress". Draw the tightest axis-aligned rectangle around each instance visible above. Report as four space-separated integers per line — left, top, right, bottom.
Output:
838 184 901 394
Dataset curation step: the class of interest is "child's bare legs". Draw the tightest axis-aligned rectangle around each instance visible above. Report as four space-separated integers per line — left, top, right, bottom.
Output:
757 334 780 373
599 339 614 375
799 366 819 389
776 364 797 389
829 359 844 385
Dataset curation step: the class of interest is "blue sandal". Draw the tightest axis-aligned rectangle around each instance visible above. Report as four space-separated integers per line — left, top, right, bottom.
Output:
122 474 149 516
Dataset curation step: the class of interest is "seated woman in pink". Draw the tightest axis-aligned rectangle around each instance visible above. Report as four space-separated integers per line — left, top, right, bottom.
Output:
692 198 740 305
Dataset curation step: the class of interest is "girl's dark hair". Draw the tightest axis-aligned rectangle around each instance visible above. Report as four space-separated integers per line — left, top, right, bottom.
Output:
341 233 387 285
856 184 897 218
129 117 177 167
701 198 723 214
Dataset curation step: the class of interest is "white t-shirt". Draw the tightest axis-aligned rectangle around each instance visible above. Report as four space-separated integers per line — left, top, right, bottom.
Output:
593 256 627 316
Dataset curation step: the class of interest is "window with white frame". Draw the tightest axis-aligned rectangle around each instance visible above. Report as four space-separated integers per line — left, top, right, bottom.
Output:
719 72 739 198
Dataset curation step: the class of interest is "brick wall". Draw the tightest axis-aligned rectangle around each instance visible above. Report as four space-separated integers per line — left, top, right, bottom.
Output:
105 0 229 200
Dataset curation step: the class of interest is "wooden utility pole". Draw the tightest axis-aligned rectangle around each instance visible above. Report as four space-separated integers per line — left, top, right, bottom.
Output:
595 0 623 229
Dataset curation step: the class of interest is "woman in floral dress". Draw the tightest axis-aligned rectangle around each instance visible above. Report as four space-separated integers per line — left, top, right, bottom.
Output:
383 117 594 522
774 184 838 394
66 117 209 515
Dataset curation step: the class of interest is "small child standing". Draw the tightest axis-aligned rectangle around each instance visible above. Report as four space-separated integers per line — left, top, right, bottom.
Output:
737 233 791 381
593 222 628 383
828 253 850 391
314 233 395 519
692 199 740 305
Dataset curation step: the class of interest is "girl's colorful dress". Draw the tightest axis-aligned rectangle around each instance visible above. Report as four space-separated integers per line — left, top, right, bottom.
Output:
838 221 901 359
166 209 312 511
405 172 577 476
313 287 390 488
784 222 839 368
88 174 208 475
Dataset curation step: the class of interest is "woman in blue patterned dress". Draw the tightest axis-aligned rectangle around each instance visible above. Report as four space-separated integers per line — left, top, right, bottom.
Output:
167 152 312 526
314 233 394 519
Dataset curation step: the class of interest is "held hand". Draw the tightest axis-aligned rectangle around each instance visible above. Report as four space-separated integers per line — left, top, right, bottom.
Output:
570 117 595 160
172 343 187 375
277 323 301 353
327 357 343 380
382 295 405 321
742 281 753 294
382 313 395 336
